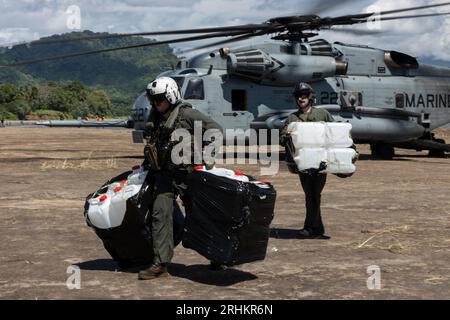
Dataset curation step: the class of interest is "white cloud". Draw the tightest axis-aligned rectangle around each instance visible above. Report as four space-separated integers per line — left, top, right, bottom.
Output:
318 0 450 61
0 27 39 46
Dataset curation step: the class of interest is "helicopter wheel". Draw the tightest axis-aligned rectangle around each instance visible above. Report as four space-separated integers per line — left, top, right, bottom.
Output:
428 138 447 158
370 143 395 160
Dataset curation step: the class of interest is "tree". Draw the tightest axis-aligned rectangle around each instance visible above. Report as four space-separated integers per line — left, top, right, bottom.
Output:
0 84 20 104
4 99 30 120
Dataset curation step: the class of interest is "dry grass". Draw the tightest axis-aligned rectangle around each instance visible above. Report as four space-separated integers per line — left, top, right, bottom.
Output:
356 225 412 254
40 153 117 170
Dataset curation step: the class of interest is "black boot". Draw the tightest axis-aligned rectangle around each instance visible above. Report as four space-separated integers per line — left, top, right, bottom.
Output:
298 228 330 240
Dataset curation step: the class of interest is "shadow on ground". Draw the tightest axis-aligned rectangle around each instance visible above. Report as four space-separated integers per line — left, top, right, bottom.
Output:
168 263 258 286
76 259 119 272
76 259 258 286
270 228 330 240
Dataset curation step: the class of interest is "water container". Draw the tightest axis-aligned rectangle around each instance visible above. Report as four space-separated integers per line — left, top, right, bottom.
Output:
288 122 354 149
325 123 353 148
293 148 356 174
288 122 356 175
107 182 122 193
108 189 127 228
87 171 148 229
325 148 356 174
123 184 141 199
232 172 250 183
88 194 114 229
195 166 250 182
127 170 147 185
293 148 328 171
289 122 326 148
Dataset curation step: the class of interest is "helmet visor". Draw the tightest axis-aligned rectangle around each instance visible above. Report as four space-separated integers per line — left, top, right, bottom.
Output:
146 90 166 105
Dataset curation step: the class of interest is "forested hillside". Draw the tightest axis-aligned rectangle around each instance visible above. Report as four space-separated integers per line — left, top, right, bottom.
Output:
0 31 178 119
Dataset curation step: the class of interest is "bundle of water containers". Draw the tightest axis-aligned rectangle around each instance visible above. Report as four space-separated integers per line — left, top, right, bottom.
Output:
85 166 266 230
288 122 357 174
86 166 148 229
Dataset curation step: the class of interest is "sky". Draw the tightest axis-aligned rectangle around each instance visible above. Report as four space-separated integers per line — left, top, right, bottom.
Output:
0 0 450 61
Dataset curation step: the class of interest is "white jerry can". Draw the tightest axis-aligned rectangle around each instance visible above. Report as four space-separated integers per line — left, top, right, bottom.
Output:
87 168 148 229
194 166 250 182
325 123 353 148
325 148 357 174
293 148 328 171
288 122 326 148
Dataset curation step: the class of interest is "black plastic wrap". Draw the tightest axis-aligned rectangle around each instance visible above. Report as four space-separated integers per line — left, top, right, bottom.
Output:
84 170 185 269
182 171 276 266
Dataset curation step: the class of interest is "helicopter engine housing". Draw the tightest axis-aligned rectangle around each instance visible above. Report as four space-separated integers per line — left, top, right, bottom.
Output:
226 49 347 86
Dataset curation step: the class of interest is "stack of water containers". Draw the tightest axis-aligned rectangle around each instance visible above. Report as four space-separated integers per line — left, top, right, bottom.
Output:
288 122 357 174
86 166 148 229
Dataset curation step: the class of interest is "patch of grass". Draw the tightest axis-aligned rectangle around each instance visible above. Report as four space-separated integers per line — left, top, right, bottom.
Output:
41 154 117 170
356 225 411 254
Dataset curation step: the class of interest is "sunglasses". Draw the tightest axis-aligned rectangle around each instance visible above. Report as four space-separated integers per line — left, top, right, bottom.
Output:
295 94 310 99
146 90 167 105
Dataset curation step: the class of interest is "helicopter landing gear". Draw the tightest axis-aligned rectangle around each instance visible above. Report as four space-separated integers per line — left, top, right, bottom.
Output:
428 138 447 158
370 143 395 160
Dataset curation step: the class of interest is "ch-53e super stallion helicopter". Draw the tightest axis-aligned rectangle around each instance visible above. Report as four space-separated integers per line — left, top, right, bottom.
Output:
4 0 450 159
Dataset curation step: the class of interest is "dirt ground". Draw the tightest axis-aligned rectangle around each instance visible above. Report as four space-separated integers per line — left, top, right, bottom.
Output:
0 127 449 300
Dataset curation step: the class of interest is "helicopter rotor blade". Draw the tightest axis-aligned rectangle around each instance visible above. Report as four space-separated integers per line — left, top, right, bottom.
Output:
376 12 450 22
379 1 450 16
330 11 450 27
0 30 255 67
21 24 273 47
327 27 385 36
319 2 450 28
180 27 281 54
322 2 450 27
180 34 259 54
266 1 450 35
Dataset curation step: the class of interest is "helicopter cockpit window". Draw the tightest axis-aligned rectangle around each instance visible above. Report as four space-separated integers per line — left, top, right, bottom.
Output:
184 78 205 100
179 69 198 75
171 77 185 91
232 89 247 111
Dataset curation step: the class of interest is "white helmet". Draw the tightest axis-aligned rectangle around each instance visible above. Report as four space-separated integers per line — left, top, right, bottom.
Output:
146 77 181 105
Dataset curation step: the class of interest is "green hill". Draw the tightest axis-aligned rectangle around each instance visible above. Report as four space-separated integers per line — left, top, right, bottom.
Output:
0 31 178 118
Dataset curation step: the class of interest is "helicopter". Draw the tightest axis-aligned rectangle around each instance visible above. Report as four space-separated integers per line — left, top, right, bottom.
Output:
3 0 450 159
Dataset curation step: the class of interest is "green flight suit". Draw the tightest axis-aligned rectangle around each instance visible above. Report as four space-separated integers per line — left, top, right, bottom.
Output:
144 101 222 264
280 107 334 235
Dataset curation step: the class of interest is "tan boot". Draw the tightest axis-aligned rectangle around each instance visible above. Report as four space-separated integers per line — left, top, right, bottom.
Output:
138 263 169 280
